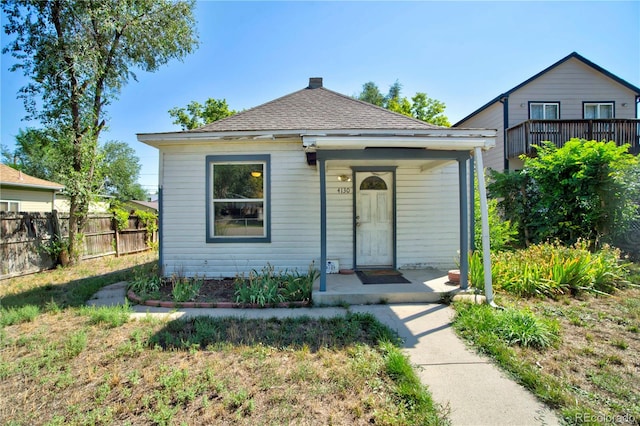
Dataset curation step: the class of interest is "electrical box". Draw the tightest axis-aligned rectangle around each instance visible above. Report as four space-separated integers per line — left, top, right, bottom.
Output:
326 259 340 274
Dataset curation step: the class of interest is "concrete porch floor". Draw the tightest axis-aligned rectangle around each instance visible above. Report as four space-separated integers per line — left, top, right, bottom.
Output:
312 269 461 305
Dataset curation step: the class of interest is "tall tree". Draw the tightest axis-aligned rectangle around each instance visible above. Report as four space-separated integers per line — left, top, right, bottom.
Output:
100 141 148 202
2 0 198 262
169 98 237 130
355 80 451 126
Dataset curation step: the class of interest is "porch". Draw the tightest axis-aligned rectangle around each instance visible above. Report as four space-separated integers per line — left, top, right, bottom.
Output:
506 119 640 158
312 269 461 305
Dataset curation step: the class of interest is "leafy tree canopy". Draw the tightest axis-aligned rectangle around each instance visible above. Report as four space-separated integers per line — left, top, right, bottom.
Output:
488 139 640 248
2 129 147 202
2 0 198 261
355 80 451 127
169 98 237 130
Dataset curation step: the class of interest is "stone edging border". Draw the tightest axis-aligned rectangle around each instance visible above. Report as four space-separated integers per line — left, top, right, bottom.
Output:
127 290 310 309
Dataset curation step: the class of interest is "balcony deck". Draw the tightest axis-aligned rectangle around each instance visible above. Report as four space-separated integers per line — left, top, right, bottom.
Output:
506 119 640 158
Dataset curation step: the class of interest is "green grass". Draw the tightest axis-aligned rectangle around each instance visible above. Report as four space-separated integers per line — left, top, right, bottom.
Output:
0 253 448 425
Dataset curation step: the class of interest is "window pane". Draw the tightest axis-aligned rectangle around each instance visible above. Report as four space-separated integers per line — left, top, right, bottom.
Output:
600 104 613 118
9 202 19 212
213 164 263 199
360 176 387 190
214 202 264 236
530 104 543 119
0 202 7 212
585 104 597 119
545 104 558 119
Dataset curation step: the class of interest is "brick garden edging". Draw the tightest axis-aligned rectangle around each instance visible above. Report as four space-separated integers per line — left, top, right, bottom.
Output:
127 290 310 309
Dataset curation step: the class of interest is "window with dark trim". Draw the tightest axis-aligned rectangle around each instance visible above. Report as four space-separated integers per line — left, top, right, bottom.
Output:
206 155 271 243
529 102 559 120
584 102 614 119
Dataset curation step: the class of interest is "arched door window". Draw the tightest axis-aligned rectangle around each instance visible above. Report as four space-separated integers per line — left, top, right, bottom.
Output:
360 176 387 190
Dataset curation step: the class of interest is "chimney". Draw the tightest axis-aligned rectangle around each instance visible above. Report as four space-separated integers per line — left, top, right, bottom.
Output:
308 77 323 89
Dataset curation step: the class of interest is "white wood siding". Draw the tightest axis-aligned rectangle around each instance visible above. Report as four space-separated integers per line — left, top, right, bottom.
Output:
396 163 459 269
508 58 638 125
456 103 504 171
326 166 355 269
160 140 320 278
0 187 54 212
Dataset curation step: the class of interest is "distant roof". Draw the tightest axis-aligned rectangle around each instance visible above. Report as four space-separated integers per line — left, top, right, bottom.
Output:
0 164 64 191
187 77 442 133
127 200 158 211
453 52 640 126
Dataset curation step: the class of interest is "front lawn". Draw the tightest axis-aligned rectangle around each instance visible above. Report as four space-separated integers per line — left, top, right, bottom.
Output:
0 253 447 425
453 262 640 425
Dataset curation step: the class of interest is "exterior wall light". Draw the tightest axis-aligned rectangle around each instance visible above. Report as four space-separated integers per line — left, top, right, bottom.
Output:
337 174 351 182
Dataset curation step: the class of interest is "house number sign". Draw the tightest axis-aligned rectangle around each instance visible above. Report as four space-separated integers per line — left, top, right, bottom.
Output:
337 187 351 194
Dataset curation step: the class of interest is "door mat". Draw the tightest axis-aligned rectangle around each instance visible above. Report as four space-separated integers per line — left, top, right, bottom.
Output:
356 270 411 284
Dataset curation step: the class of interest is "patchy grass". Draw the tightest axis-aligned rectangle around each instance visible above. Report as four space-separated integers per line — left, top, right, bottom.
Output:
453 266 640 425
0 253 447 425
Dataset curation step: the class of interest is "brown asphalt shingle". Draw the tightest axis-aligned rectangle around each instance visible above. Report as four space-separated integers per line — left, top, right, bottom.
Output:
190 83 443 133
0 164 64 190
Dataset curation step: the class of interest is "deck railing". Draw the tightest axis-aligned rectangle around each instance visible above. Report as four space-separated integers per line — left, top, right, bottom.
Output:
506 119 640 158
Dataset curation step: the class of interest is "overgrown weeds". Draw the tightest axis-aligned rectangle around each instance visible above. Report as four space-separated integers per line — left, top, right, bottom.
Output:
470 241 628 297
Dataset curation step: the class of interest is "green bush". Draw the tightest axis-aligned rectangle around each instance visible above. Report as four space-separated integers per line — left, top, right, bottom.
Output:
470 242 629 297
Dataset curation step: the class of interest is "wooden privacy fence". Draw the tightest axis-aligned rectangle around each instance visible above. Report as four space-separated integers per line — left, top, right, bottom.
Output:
1 211 157 280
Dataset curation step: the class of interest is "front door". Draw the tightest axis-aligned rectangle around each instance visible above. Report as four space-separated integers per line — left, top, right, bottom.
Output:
355 171 393 268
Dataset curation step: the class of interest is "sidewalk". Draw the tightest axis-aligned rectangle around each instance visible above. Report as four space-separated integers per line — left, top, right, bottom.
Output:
89 282 559 426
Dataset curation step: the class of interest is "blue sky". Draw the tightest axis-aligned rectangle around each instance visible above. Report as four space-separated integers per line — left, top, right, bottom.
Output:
2 1 639 193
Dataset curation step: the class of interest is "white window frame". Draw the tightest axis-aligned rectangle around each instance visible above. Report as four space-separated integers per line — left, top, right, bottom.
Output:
0 200 20 212
584 102 614 119
529 102 560 120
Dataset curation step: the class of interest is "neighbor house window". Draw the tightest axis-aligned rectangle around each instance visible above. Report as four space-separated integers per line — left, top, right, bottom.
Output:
206 155 270 243
0 200 20 212
529 102 559 120
584 102 614 119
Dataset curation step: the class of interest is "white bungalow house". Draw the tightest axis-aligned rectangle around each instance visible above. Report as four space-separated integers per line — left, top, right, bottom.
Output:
138 78 495 294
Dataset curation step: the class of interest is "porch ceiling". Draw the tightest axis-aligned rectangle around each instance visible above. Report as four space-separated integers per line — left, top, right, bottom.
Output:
324 158 456 169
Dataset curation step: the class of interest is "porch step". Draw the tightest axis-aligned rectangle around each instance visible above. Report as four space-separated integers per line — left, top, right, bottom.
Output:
312 269 461 306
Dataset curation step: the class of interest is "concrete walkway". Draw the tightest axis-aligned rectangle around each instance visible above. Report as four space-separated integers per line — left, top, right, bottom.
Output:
89 282 559 426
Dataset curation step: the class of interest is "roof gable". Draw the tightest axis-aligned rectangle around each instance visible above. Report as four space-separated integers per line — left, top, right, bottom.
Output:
454 52 640 126
0 164 64 191
191 80 442 133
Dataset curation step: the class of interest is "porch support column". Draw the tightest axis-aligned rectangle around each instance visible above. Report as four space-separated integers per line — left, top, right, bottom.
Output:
458 157 469 290
470 160 476 252
319 158 327 292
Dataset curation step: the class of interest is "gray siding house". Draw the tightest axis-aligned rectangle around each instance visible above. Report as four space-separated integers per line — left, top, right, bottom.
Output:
454 52 640 171
138 78 495 291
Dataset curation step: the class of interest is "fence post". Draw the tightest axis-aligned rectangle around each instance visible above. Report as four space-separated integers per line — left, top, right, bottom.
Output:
113 217 120 257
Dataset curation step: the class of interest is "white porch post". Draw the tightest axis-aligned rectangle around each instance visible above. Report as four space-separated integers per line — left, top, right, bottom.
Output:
319 158 327 292
474 147 494 304
458 157 469 290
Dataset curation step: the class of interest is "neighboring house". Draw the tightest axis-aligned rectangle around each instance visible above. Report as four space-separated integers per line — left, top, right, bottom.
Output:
125 200 158 213
454 52 640 171
138 78 495 291
54 194 112 214
0 164 64 212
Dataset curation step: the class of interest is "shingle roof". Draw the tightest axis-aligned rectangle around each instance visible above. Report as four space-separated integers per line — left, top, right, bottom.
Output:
0 164 64 190
453 52 640 127
191 80 442 133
